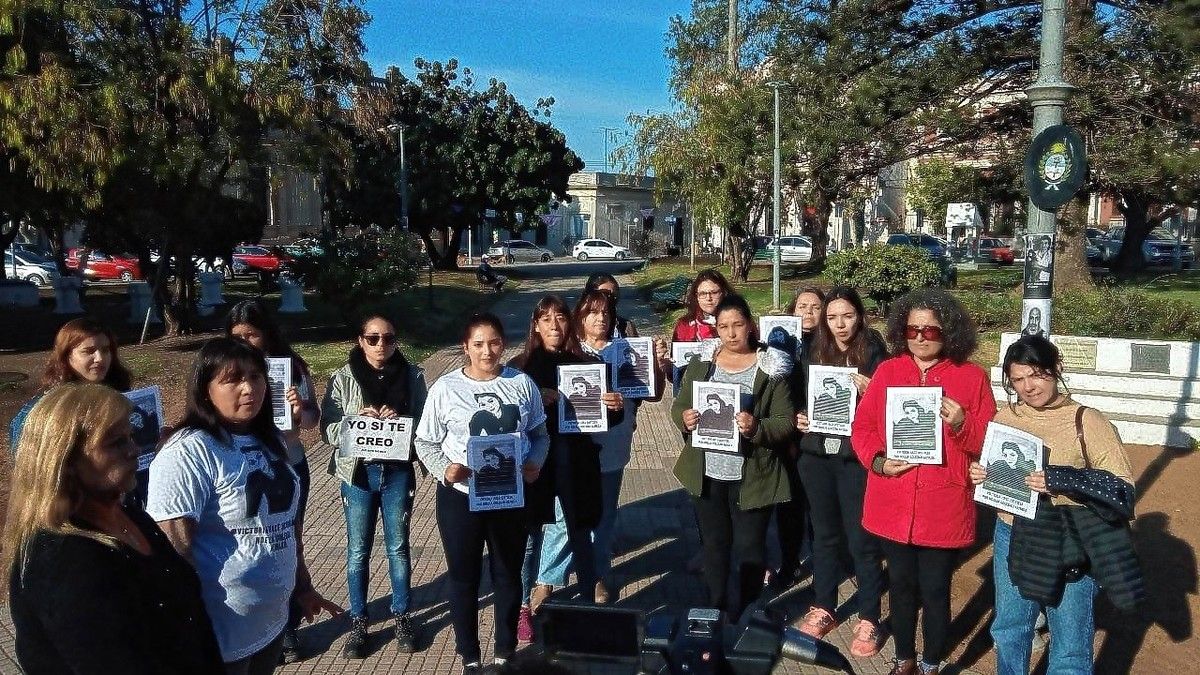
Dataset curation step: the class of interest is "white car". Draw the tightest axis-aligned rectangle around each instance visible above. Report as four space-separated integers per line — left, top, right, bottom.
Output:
4 250 59 286
761 236 814 263
572 238 630 261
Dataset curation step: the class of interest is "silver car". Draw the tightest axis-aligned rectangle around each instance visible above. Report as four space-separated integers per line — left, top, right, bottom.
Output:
4 250 59 286
486 239 554 263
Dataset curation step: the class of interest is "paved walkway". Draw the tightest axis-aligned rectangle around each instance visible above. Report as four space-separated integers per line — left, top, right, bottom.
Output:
0 273 983 674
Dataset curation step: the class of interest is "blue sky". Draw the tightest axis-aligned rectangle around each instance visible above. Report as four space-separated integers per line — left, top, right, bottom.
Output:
362 0 693 171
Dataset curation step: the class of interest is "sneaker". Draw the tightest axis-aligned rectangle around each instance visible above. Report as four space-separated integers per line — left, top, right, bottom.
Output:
887 658 917 675
594 580 611 604
850 618 883 658
462 662 481 675
517 606 534 644
343 615 368 659
797 606 837 639
279 627 300 664
529 584 554 614
393 612 417 653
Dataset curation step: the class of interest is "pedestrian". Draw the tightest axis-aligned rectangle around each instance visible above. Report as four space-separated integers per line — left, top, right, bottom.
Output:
477 255 507 292
970 334 1137 675
225 300 321 663
792 286 888 659
414 313 550 674
850 287 996 675
672 294 794 621
147 338 342 674
3 384 224 674
320 314 428 659
583 272 640 338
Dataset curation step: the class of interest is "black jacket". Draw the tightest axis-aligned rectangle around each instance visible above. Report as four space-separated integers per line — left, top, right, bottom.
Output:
797 329 887 458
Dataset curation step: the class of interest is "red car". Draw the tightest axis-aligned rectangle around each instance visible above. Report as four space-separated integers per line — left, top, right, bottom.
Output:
231 245 289 275
65 248 143 281
977 237 1016 265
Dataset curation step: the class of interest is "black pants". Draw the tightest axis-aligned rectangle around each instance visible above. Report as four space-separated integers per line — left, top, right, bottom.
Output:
774 453 809 574
692 478 773 619
223 631 284 675
436 484 527 663
287 458 312 632
879 539 960 664
798 452 885 621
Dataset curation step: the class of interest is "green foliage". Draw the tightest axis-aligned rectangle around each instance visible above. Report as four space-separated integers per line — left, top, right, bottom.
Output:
824 245 942 311
628 228 655 259
906 160 991 233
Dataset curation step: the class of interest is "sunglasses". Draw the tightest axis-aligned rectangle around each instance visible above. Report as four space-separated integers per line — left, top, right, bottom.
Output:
361 333 397 346
905 325 944 342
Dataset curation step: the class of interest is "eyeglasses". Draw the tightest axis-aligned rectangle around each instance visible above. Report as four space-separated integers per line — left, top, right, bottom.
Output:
905 325 944 342
361 333 397 346
696 290 724 299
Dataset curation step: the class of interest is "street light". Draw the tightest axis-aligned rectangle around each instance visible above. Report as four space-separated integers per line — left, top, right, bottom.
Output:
766 80 787 311
378 123 409 231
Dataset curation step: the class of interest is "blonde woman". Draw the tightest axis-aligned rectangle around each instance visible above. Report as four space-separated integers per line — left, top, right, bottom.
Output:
2 384 223 674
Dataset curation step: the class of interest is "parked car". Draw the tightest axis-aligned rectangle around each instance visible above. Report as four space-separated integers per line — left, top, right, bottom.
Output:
974 237 1015 265
572 238 630 261
65 248 143 281
486 239 554 264
231 245 289 275
754 236 814 263
3 250 59 286
1096 226 1194 267
885 233 957 287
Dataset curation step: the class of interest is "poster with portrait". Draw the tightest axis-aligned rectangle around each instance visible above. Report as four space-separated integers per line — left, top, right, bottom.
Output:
124 386 163 471
975 422 1044 520
671 338 721 366
692 381 741 454
467 433 524 511
609 337 656 399
807 365 859 436
337 414 414 461
759 315 802 354
1022 234 1055 299
885 386 943 464
557 363 608 434
265 357 293 432
1020 298 1051 339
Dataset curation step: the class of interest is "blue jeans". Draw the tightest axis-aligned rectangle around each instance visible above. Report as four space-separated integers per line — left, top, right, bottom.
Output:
593 469 625 579
992 518 1097 675
341 462 415 617
538 469 624 583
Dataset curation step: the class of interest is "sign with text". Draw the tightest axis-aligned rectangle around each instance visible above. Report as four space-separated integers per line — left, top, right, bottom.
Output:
266 357 293 431
338 415 414 461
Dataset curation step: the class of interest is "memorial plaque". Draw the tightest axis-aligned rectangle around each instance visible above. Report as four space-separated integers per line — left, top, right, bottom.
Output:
1130 343 1171 374
1054 337 1098 371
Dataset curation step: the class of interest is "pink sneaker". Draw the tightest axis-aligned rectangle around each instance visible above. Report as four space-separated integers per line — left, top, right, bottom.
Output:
517 606 534 644
850 618 883 658
797 606 838 639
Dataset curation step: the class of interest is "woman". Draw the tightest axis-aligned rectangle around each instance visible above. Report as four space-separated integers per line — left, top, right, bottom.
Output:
9 318 133 451
510 296 623 643
969 335 1134 675
321 314 427 659
850 288 996 675
147 338 341 674
584 272 640 338
415 313 550 674
3 384 224 674
225 300 320 662
671 269 736 343
792 287 888 658
672 294 794 620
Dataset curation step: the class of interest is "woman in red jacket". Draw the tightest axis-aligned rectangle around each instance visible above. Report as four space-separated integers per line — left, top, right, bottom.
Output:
850 288 996 675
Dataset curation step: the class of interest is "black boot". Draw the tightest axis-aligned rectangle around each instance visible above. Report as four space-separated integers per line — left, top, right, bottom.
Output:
278 627 300 664
393 613 417 653
343 615 368 659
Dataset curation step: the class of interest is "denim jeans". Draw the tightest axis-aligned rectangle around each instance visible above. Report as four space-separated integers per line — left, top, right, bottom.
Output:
536 469 623 584
521 524 544 604
341 462 415 617
992 518 1097 675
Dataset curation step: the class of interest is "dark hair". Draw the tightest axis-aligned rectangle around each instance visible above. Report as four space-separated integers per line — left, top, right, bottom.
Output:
811 286 872 368
785 286 826 316
225 301 312 382
572 290 615 341
177 338 285 458
359 313 396 336
461 313 506 344
42 318 132 391
1000 334 1066 405
712 294 759 345
482 447 505 463
515 295 582 367
584 272 620 301
685 269 736 320
886 287 978 362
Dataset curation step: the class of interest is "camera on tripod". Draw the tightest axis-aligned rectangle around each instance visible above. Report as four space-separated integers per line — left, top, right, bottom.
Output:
536 602 855 674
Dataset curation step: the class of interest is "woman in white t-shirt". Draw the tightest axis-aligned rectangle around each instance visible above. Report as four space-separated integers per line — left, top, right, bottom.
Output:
415 313 550 675
147 338 342 674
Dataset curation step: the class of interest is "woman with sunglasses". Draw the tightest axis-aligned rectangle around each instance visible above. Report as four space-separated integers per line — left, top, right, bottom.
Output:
321 315 427 659
850 288 995 675
415 313 549 675
583 272 639 338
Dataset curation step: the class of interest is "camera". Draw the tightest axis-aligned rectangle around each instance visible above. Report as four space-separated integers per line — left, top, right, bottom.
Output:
536 602 854 675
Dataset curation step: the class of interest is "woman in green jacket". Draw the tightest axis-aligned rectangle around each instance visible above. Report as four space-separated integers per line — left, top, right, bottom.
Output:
672 294 795 620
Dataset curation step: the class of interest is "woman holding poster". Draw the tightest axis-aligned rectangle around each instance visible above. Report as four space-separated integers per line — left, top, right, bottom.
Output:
792 287 889 658
320 314 428 659
415 313 549 674
850 288 995 675
672 294 794 621
969 335 1134 675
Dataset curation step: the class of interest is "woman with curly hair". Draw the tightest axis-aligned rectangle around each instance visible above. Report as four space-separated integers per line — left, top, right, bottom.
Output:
850 288 996 675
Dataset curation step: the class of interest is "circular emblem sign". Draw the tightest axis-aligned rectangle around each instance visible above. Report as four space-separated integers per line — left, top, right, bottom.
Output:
1024 125 1087 210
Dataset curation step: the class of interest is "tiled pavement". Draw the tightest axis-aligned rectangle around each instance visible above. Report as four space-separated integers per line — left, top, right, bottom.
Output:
0 273 983 674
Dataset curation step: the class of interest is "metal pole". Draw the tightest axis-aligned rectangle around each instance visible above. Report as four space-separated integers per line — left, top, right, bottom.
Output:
689 203 696 271
769 82 784 311
1021 0 1073 336
399 126 410 231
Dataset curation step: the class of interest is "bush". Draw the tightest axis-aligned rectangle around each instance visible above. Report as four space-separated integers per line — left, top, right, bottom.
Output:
825 244 943 312
628 228 654 259
954 290 1021 331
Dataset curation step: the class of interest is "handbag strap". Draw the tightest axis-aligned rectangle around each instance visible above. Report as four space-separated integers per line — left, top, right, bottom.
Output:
1075 405 1092 469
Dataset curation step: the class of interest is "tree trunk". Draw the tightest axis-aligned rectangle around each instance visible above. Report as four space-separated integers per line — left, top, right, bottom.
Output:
1053 193 1095 291
807 192 834 265
1112 190 1156 277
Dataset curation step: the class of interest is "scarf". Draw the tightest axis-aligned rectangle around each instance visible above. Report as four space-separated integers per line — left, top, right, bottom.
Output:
348 347 411 413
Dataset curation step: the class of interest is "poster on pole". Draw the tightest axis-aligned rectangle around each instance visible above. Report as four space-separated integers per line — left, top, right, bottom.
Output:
974 422 1043 520
609 337 656 399
467 433 524 512
337 415 415 461
885 386 943 464
806 365 859 436
265 357 293 431
671 338 720 366
124 386 164 471
557 363 609 434
1021 298 1051 338
1022 234 1055 300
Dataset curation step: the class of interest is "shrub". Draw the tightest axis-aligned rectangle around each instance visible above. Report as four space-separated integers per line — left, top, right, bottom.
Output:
628 228 654 259
825 244 943 313
954 290 1020 331
960 287 1200 341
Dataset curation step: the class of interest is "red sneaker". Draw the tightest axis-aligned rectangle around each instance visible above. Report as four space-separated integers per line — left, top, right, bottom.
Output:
797 606 838 639
850 618 884 657
517 606 534 644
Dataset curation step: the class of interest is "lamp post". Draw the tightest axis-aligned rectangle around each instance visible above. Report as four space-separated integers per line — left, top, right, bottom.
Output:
766 81 787 311
379 123 409 231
